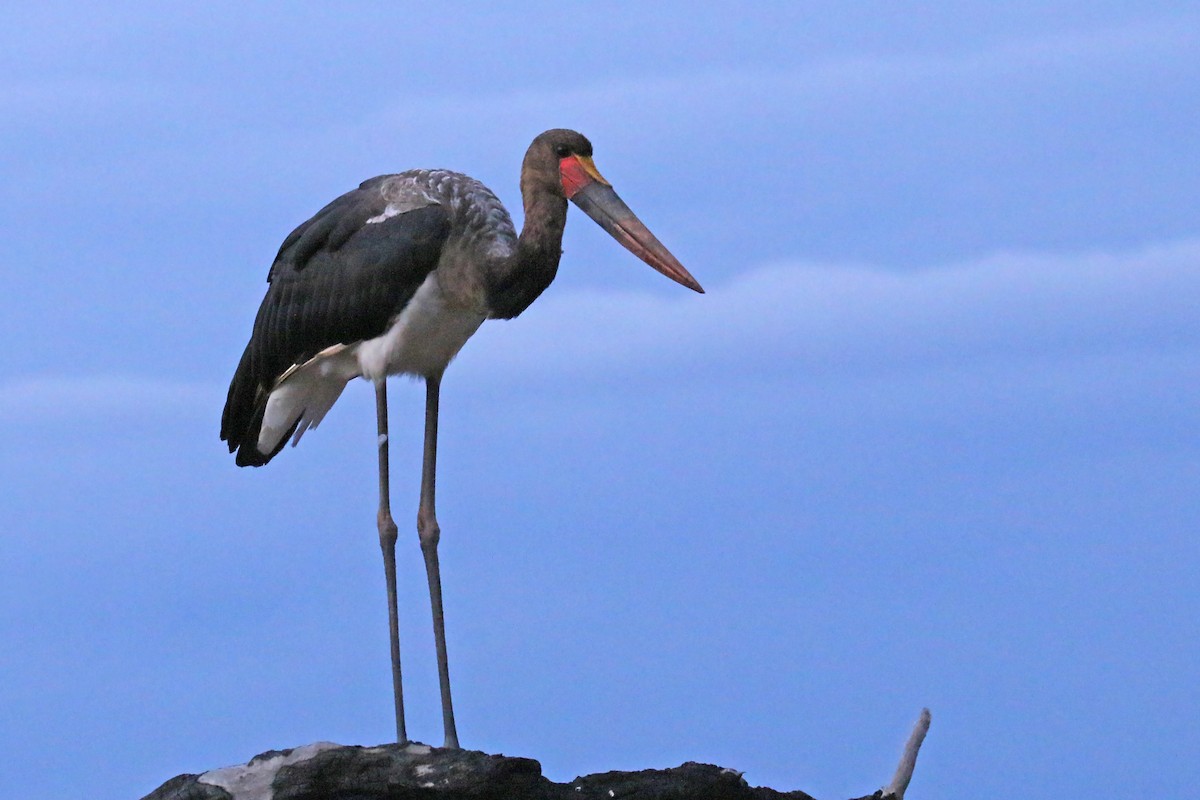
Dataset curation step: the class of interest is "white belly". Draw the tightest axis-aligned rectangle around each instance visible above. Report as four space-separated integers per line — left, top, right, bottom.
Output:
256 272 484 456
355 272 486 380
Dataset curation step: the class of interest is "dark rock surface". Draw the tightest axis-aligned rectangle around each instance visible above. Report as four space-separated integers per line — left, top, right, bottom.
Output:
139 741 895 800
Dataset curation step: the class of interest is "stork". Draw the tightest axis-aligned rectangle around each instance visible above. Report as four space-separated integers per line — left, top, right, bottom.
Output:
220 129 703 749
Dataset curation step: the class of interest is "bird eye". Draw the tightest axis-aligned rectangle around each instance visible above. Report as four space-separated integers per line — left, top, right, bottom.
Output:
554 144 571 158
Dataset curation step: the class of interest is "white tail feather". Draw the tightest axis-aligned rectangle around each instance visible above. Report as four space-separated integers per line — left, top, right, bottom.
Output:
258 345 359 455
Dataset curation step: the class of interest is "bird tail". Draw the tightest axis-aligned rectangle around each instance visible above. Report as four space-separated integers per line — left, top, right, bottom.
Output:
220 343 278 467
221 344 357 467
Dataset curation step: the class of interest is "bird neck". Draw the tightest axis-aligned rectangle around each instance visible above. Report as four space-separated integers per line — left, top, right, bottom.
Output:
486 190 567 319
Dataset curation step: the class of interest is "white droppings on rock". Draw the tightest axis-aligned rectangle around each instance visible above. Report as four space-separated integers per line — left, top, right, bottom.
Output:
405 742 433 755
414 764 434 776
198 742 343 800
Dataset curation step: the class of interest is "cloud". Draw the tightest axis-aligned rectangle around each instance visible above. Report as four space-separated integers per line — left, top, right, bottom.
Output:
0 77 169 122
456 238 1200 386
4 10 1194 154
6 239 1195 422
357 14 1199 142
0 376 218 423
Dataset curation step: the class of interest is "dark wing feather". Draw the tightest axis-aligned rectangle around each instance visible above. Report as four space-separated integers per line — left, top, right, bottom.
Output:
221 181 451 466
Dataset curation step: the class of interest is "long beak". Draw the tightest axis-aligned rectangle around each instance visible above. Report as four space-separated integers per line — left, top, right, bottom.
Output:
561 155 704 293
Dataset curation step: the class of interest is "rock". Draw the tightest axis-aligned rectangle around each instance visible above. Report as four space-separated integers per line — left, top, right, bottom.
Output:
141 708 933 800
139 742 825 800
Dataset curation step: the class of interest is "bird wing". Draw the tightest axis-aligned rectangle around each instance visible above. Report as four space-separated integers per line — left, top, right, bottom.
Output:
221 177 453 466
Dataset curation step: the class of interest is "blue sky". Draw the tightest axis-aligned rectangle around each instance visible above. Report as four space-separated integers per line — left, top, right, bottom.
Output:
2 3 1197 798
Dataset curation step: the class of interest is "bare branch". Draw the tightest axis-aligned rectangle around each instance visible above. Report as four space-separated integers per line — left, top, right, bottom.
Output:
883 708 931 799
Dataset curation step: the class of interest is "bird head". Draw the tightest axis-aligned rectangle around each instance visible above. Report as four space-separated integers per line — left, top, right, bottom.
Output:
523 129 704 294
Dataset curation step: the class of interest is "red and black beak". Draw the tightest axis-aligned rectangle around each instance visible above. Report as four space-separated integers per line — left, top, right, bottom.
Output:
560 155 704 293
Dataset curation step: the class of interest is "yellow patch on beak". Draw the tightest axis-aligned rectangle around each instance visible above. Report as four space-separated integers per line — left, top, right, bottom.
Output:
576 156 611 186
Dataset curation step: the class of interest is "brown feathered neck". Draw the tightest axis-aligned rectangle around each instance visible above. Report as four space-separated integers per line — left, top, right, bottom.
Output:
485 130 592 319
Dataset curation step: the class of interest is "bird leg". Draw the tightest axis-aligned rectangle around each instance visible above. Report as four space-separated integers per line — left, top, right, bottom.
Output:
375 379 407 744
418 373 460 749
